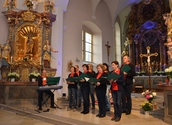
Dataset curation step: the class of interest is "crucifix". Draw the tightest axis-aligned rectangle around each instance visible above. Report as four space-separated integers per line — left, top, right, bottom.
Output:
140 46 158 89
105 41 111 62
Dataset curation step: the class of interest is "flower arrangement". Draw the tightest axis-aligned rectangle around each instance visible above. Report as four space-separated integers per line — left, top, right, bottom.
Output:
8 72 20 79
165 66 172 78
29 72 40 78
142 90 156 103
136 71 146 76
141 102 153 111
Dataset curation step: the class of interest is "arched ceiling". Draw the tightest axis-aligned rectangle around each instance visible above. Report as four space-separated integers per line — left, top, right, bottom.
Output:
91 0 142 24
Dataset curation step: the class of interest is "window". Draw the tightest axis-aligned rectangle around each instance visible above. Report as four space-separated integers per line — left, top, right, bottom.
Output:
82 31 93 62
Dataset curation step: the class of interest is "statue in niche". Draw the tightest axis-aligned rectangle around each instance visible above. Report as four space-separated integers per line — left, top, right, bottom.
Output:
43 40 58 68
122 37 129 56
164 37 172 59
44 0 55 13
3 0 17 10
26 36 34 54
0 40 11 67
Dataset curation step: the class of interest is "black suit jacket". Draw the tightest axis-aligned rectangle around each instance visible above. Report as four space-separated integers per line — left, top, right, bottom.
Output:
122 63 136 85
95 72 108 90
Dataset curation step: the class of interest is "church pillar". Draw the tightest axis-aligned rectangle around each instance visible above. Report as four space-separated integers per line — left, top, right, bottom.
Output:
129 39 133 64
134 39 139 65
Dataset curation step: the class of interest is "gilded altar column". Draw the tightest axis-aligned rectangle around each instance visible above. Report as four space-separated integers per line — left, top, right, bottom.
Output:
159 39 163 71
162 35 167 68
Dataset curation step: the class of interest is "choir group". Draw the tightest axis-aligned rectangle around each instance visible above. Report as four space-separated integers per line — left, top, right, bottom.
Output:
66 55 135 122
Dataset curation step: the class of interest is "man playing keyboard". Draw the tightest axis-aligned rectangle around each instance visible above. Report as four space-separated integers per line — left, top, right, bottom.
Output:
38 69 56 110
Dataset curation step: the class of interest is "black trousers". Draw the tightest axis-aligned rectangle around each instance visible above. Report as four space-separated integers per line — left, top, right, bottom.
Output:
122 84 132 113
38 90 54 108
96 89 106 115
80 85 90 112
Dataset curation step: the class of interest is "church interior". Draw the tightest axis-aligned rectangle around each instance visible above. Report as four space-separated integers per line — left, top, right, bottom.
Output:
0 0 172 124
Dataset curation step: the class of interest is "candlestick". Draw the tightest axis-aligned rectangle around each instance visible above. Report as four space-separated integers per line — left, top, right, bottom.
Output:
11 56 13 63
40 57 42 65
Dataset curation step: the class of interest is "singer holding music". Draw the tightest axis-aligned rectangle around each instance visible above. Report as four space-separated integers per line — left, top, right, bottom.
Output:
37 69 56 110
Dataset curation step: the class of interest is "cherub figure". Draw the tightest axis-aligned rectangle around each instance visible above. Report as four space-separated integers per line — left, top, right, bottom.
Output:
23 0 33 10
3 0 17 10
44 0 55 13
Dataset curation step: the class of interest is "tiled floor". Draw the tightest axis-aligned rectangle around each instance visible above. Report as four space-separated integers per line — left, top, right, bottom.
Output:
0 92 170 125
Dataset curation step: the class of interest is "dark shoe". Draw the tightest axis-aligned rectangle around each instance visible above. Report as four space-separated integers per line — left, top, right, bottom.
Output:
106 109 110 111
99 114 106 118
115 117 121 122
111 116 116 121
122 110 126 113
92 107 95 110
81 110 85 114
38 107 42 110
83 111 89 114
51 106 56 109
96 114 100 117
126 111 131 115
43 109 50 112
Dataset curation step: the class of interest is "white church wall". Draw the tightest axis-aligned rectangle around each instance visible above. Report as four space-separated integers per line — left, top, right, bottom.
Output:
63 0 113 95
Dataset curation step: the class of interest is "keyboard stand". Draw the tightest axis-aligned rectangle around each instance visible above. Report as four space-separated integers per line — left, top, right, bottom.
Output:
38 85 63 110
42 90 62 109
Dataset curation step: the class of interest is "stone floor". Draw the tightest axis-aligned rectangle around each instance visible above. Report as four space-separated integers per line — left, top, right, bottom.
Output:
0 92 170 125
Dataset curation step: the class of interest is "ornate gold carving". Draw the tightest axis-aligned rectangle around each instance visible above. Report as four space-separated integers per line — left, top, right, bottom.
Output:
67 60 73 72
14 22 42 65
2 72 6 78
21 11 36 21
9 25 14 40
51 71 56 76
21 68 29 81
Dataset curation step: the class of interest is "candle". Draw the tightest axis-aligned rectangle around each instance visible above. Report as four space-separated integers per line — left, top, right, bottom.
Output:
40 57 42 65
11 56 13 63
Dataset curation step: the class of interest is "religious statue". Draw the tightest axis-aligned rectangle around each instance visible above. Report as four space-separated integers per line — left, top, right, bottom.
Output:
44 0 55 13
43 40 58 68
151 61 155 72
26 36 34 54
155 61 159 71
105 41 111 62
3 0 17 10
141 62 145 72
164 37 172 59
23 0 33 10
0 40 11 67
122 37 129 56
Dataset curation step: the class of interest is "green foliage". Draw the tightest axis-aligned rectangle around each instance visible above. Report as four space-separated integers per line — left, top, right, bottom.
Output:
165 66 172 78
8 72 20 79
29 72 40 78
142 102 153 111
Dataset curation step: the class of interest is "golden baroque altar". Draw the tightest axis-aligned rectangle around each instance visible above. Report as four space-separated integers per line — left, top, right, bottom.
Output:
0 9 57 82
